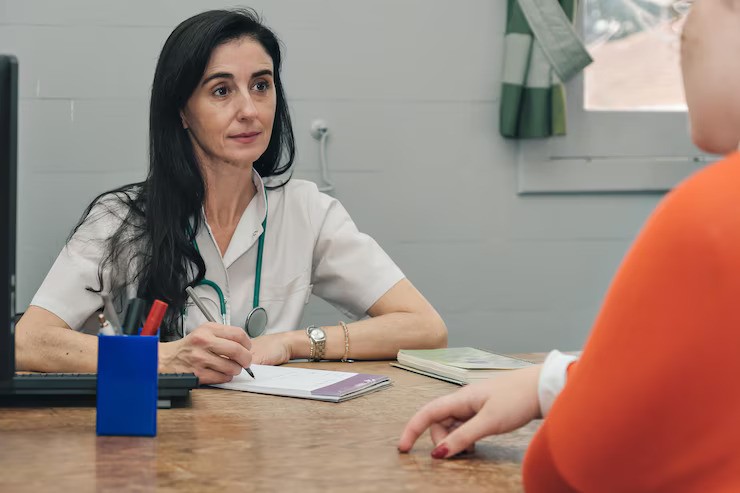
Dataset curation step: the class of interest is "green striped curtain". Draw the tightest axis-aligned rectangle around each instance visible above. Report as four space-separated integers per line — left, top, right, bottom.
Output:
500 0 591 139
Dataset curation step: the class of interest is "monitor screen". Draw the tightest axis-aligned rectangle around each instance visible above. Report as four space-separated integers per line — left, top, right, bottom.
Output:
0 54 18 382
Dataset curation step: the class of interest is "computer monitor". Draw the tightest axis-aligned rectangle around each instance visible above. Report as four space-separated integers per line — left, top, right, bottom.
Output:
0 55 197 403
0 55 18 384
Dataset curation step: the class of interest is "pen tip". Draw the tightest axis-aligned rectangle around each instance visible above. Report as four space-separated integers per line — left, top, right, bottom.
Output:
246 368 255 379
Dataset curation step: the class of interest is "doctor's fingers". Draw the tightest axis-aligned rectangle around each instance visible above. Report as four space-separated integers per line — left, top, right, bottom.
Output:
198 322 252 350
189 323 252 351
398 391 479 452
194 348 244 377
195 367 237 386
203 336 253 370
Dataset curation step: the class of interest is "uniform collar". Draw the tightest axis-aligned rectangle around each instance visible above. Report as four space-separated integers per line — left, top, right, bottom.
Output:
199 168 268 269
250 168 268 225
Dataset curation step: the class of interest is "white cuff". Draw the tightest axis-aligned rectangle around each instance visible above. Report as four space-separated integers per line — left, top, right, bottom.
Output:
538 350 578 418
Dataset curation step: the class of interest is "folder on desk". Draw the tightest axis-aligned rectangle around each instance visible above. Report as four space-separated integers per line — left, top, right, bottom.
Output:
212 365 391 402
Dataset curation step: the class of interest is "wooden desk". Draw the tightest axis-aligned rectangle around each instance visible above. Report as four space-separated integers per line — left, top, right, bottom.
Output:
0 356 545 493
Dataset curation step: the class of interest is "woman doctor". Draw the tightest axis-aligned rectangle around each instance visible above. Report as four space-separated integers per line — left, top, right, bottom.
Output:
15 9 447 385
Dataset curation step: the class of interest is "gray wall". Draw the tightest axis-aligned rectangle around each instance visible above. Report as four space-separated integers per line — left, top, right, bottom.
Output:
1 0 663 352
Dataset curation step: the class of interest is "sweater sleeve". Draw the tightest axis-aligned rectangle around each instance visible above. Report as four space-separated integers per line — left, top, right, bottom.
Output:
523 153 740 493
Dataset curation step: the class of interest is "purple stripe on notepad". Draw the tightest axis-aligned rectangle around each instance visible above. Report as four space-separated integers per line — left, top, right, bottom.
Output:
311 373 387 397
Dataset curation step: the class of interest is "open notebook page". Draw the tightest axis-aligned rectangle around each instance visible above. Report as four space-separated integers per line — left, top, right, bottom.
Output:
211 365 391 402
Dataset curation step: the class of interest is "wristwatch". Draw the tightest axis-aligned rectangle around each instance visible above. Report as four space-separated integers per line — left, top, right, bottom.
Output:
306 325 327 361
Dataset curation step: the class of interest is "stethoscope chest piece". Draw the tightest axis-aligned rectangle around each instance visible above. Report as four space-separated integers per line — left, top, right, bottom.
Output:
245 306 267 338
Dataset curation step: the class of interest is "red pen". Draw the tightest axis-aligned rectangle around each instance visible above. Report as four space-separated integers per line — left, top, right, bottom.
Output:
141 300 168 336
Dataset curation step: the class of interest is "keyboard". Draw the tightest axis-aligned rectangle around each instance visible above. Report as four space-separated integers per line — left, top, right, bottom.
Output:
6 372 198 399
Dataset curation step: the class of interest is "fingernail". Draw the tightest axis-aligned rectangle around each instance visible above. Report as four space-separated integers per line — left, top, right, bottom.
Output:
431 445 449 459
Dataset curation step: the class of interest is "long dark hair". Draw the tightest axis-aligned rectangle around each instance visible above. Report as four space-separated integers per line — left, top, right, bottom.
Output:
72 8 295 338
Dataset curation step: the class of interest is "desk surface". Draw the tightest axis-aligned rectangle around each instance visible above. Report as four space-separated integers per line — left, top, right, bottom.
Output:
0 354 545 493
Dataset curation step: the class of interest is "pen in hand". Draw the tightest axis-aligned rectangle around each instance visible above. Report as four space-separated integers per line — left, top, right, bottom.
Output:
185 286 255 379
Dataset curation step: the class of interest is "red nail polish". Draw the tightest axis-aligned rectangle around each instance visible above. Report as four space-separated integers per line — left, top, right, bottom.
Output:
431 445 449 459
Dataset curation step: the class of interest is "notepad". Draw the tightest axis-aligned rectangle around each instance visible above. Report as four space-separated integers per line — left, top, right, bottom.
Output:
211 365 391 402
392 348 533 385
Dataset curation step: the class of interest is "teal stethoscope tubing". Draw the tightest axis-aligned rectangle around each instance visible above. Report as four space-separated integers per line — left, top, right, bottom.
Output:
189 192 268 337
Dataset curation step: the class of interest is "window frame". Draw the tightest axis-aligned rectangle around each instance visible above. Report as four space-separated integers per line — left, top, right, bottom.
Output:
516 4 713 194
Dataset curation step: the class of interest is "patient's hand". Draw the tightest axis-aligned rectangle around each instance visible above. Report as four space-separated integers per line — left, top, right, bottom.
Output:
398 365 542 459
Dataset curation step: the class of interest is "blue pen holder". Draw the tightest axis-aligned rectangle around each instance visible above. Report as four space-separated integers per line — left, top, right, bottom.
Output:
96 333 158 437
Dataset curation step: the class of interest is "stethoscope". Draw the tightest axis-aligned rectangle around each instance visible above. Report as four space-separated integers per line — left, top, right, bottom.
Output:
188 192 268 338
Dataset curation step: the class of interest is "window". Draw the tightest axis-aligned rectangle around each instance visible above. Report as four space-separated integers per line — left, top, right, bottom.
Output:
518 0 711 194
585 0 690 111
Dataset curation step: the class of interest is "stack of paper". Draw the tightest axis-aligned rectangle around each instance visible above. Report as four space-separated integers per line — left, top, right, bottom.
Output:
393 348 533 385
212 364 391 402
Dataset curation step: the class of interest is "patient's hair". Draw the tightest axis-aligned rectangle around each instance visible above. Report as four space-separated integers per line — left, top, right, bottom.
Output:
72 8 295 338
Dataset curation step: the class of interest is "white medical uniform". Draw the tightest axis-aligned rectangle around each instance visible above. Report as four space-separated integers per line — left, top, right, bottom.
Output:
31 171 405 337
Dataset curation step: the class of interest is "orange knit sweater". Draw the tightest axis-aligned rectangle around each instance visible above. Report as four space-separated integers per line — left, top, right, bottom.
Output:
523 152 740 493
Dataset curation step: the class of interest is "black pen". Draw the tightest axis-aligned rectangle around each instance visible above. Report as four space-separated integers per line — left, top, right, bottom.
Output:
121 298 146 336
185 287 255 379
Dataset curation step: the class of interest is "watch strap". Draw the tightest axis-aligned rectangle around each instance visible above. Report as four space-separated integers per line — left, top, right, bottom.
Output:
306 325 323 362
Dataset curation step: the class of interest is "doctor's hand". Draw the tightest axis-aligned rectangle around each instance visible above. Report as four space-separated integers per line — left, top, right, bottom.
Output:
159 323 252 385
398 365 542 459
249 333 292 366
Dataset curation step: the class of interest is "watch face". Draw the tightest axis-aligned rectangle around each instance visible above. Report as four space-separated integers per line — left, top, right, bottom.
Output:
311 327 327 342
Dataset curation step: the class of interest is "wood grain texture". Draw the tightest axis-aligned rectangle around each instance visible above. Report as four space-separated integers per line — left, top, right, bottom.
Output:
0 356 547 493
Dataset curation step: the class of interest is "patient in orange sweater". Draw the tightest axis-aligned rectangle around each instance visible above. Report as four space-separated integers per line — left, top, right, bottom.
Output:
398 1 740 491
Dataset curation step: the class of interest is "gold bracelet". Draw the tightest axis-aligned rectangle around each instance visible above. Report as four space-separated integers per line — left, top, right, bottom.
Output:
339 321 352 362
